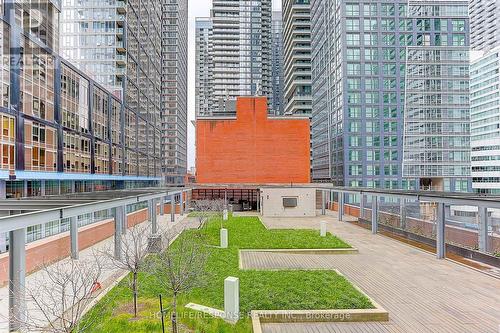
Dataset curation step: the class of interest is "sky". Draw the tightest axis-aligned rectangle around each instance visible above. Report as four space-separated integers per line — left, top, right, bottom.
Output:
186 0 282 168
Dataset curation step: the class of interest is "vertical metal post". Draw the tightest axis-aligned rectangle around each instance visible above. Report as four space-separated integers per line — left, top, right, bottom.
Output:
121 205 127 235
9 228 26 332
70 216 79 259
371 196 378 234
151 199 158 234
360 193 365 220
436 203 446 259
338 192 344 222
478 206 488 253
170 194 175 222
185 191 190 211
400 198 406 229
71 180 76 193
114 207 123 259
58 180 61 195
159 196 165 216
180 192 184 216
321 190 326 215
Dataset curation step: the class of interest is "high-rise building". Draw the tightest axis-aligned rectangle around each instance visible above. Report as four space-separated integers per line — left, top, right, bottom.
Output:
271 11 284 115
310 0 471 192
162 0 188 185
470 0 500 52
197 0 272 115
195 18 214 117
0 0 161 199
282 0 311 116
470 48 500 194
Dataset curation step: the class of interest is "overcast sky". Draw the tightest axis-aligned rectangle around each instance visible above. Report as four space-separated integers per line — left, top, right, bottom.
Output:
186 0 282 168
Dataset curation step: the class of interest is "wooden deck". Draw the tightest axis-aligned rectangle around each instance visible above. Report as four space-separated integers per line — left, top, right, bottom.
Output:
241 213 500 333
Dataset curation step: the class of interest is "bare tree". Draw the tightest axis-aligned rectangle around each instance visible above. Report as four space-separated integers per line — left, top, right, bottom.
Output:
11 253 106 333
104 222 150 317
148 229 210 333
191 199 225 228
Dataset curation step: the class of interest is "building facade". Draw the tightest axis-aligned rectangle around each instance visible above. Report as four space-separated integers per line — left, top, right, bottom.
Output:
282 0 312 116
470 48 500 194
196 0 272 115
0 0 160 199
196 97 310 184
310 0 471 192
195 18 213 117
162 0 188 185
271 10 284 115
470 0 500 52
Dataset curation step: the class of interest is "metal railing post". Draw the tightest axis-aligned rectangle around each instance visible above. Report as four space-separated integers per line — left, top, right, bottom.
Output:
478 206 488 253
70 216 79 259
338 192 344 221
371 196 378 234
321 190 326 215
436 203 446 259
9 228 26 332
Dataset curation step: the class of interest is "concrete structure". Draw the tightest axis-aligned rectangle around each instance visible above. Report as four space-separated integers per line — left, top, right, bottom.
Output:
271 11 285 115
195 18 214 117
282 0 312 116
470 0 500 52
470 47 500 194
0 1 161 199
197 0 272 115
260 187 316 217
162 0 189 185
224 276 239 322
310 0 471 192
196 97 310 184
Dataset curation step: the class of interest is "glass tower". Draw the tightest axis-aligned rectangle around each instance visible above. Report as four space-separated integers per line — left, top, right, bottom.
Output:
310 0 471 192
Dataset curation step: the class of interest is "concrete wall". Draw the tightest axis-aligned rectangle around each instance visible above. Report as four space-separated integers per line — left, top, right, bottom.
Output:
260 187 316 217
196 97 311 184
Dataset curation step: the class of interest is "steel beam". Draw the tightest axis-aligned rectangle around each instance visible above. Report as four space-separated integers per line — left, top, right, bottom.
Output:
70 216 78 260
371 196 378 234
9 228 26 332
436 203 446 259
478 206 488 253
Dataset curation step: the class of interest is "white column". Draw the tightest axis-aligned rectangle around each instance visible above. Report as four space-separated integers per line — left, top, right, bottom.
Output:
40 180 46 196
223 209 228 221
320 221 327 237
9 228 26 332
220 228 228 248
70 216 79 259
224 277 239 322
22 180 28 197
0 179 6 199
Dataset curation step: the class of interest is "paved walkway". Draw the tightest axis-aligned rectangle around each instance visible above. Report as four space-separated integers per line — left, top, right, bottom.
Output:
0 213 196 333
243 212 500 333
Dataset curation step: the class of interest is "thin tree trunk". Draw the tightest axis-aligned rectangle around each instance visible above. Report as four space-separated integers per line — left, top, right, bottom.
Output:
133 271 138 317
171 292 177 333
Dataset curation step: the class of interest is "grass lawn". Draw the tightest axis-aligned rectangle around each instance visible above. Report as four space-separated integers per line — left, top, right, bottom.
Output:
85 216 373 333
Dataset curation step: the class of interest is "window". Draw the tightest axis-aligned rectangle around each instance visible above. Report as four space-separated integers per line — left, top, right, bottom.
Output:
346 19 359 31
363 4 377 16
283 197 298 208
346 3 360 16
452 19 465 32
346 33 360 46
347 78 361 90
346 48 360 61
365 78 379 90
452 34 465 46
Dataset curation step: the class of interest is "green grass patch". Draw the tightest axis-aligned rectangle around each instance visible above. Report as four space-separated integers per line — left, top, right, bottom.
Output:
86 216 372 333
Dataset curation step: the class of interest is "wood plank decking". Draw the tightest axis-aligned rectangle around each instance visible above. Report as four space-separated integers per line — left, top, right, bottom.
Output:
241 213 500 333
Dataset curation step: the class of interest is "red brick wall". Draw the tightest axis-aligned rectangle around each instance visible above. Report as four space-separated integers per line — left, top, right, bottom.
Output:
196 97 311 184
